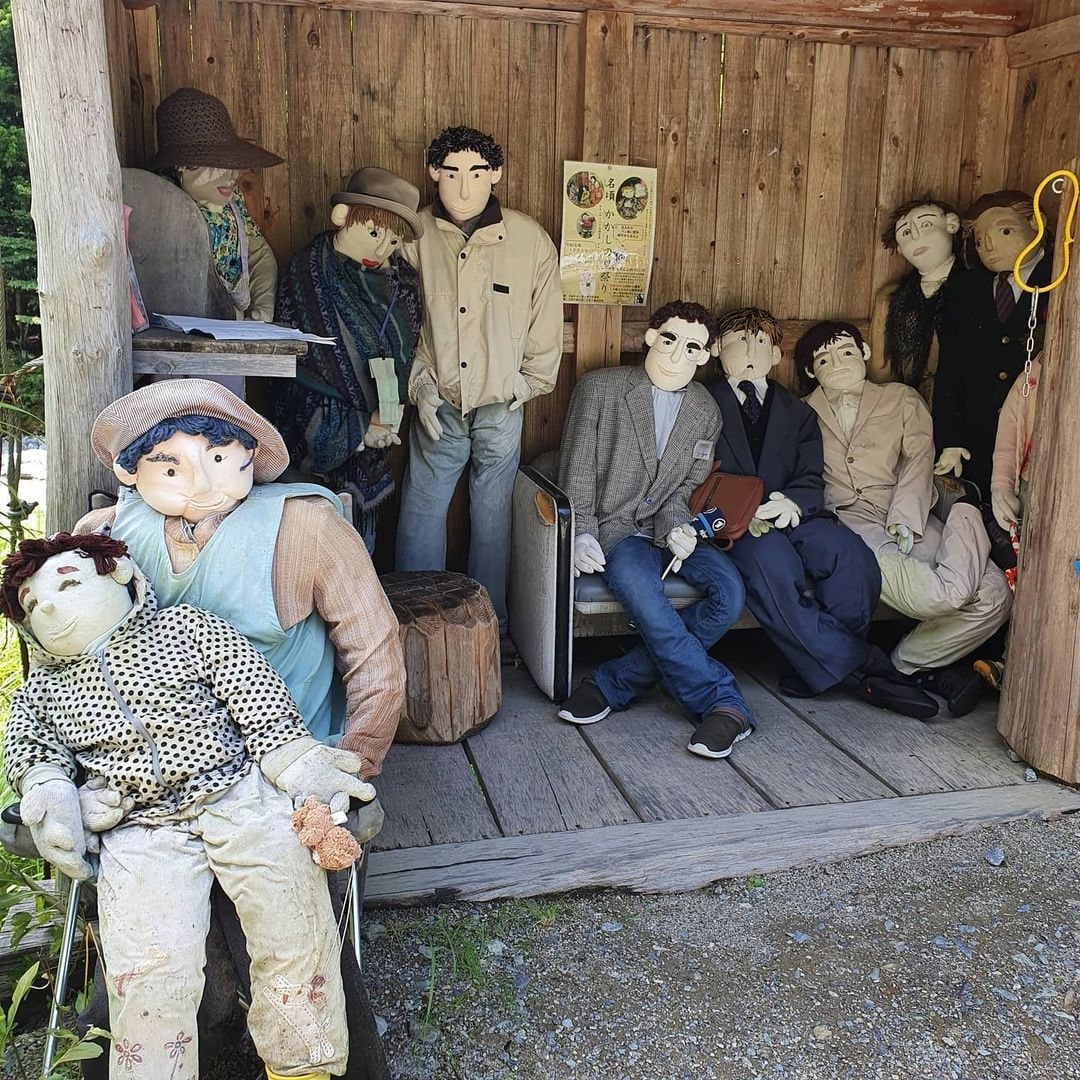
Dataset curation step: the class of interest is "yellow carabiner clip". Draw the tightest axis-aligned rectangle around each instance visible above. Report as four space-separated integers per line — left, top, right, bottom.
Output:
1014 168 1079 294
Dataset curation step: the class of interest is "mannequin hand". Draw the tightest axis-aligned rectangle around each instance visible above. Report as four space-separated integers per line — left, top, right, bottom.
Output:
748 517 771 538
78 776 134 835
508 374 533 413
665 523 697 574
247 303 275 324
934 447 971 478
755 492 801 531
991 487 1021 530
887 522 915 555
362 410 403 450
261 738 377 815
414 383 444 441
573 534 606 577
21 780 92 881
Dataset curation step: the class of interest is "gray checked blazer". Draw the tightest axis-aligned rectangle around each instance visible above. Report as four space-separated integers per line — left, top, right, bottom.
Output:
558 363 722 554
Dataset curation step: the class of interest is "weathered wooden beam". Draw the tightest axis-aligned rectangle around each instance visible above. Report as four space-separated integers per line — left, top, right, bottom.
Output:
573 9 633 378
999 160 1080 785
226 0 1028 38
366 784 1080 904
959 38 1014 210
131 352 298 377
12 0 132 532
1007 12 1080 67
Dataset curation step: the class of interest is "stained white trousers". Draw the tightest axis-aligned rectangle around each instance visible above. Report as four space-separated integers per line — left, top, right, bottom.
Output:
97 769 348 1079
875 505 1012 674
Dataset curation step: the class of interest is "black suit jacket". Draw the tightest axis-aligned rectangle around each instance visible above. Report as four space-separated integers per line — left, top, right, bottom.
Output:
934 253 1051 495
709 379 827 519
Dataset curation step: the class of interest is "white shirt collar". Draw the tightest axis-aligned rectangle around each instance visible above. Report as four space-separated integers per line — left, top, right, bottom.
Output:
728 375 768 405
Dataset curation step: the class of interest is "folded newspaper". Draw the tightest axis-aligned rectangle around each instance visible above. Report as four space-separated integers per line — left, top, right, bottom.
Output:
151 314 335 345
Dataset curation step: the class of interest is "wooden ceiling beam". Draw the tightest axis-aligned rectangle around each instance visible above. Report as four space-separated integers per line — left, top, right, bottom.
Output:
1007 12 1080 66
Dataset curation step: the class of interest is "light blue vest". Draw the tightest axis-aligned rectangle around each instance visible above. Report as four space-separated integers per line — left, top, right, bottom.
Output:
111 483 344 741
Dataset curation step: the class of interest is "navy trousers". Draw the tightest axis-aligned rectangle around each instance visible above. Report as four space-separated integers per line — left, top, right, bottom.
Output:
727 516 881 693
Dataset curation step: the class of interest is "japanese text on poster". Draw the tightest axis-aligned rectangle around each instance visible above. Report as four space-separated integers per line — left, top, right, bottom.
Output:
560 161 657 306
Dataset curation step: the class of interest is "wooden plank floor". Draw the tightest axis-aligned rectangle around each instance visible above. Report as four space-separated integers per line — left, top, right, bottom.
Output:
370 633 1080 904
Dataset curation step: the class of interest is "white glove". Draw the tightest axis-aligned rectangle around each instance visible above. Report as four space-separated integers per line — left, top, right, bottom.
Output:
573 534 606 577
261 738 377 815
508 373 533 413
362 410 402 450
934 447 971 478
414 382 445 441
748 517 771 538
665 523 697 574
78 777 133 835
755 492 801 531
21 779 92 881
886 522 915 555
991 487 1021 530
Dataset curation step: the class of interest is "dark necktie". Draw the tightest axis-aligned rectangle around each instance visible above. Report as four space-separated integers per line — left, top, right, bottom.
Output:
995 272 1016 323
738 380 761 425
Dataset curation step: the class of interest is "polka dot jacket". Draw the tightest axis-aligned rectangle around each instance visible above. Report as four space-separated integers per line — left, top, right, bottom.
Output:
4 567 310 823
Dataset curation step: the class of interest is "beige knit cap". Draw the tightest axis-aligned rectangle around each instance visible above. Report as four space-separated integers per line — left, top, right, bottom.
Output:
91 380 289 483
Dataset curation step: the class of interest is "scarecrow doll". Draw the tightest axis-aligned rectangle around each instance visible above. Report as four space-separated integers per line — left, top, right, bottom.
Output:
151 88 282 323
272 167 424 549
1 532 372 1080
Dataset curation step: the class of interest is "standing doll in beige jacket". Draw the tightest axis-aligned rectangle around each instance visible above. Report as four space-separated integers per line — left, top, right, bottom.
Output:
396 127 563 638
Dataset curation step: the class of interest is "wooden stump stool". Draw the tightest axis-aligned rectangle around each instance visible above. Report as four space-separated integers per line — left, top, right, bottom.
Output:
381 571 501 744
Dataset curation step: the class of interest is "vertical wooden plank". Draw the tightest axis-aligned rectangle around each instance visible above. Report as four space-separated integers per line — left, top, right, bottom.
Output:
836 44 887 320
959 39 1012 210
471 19 510 184
798 42 849 319
679 31 722 307
712 34 754 310
770 40 814 326
127 6 161 168
744 36 786 311
158 0 194 99
630 22 662 306
870 47 924 307
575 10 633 377
102 0 132 162
650 29 691 310
913 50 968 206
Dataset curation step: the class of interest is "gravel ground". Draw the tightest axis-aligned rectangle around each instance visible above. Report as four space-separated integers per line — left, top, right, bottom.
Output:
5 815 1078 1079
364 814 1080 1080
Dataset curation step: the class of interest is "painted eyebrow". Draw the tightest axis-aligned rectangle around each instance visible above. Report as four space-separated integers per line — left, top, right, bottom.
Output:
56 564 80 574
146 453 180 464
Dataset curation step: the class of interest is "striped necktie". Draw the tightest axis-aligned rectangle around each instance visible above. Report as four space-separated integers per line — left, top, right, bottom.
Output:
995 272 1016 323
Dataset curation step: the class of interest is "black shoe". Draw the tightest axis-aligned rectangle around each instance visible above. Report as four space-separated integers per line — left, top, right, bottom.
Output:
844 673 939 721
778 674 818 699
859 643 901 680
557 678 611 725
909 662 985 717
687 709 752 759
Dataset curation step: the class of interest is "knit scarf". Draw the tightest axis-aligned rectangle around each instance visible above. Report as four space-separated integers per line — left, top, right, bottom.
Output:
883 268 948 389
274 233 422 514
197 198 258 310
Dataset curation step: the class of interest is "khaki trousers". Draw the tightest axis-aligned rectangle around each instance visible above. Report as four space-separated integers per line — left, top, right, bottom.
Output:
97 769 348 1079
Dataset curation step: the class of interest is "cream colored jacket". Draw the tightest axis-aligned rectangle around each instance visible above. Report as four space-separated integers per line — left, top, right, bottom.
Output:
406 200 563 413
806 380 936 552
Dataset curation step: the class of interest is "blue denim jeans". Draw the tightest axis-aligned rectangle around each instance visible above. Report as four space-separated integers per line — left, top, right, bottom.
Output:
592 536 752 724
396 399 523 629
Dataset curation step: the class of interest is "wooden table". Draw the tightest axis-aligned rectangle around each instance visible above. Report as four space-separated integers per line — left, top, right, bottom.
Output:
131 328 305 379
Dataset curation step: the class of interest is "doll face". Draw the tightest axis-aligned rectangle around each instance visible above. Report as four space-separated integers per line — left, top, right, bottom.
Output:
329 207 402 270
717 327 781 383
973 206 1038 273
116 431 255 522
179 167 240 209
893 204 959 273
643 316 711 391
428 150 503 225
21 552 135 656
807 334 869 392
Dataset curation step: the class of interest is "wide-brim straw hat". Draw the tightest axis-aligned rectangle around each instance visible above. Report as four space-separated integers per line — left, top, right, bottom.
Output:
331 167 423 239
92 380 289 484
150 88 283 171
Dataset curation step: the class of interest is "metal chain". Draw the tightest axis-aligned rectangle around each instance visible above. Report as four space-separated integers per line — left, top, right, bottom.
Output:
1022 286 1039 398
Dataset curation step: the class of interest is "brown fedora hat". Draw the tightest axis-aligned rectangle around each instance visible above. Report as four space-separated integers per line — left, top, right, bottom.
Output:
150 88 283 172
331 167 424 239
92 380 289 484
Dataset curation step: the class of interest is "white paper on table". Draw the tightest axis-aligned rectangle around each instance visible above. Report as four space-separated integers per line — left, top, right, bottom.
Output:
151 314 336 345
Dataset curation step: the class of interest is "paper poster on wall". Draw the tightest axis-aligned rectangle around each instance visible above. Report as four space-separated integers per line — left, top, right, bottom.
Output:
560 161 657 306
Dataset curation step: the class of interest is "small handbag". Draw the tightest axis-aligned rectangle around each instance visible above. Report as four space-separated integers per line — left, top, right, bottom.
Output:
688 464 763 550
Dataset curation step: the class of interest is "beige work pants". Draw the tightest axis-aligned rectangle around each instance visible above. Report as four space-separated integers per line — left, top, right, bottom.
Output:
877 504 1012 673
97 769 348 1079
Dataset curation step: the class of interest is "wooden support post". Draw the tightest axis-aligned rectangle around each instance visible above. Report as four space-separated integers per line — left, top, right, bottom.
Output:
11 0 131 531
998 162 1080 784
574 10 634 378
